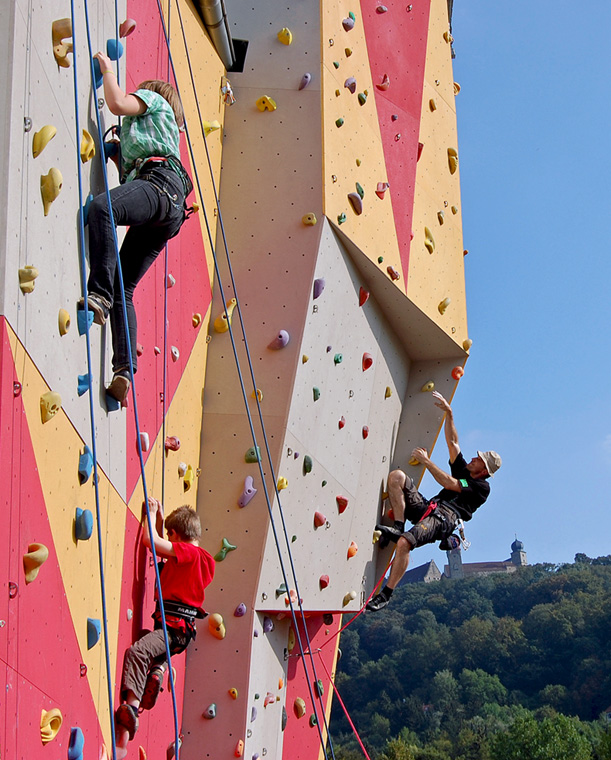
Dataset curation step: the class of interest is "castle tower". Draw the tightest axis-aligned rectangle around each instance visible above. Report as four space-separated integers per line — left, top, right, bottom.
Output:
511 538 528 566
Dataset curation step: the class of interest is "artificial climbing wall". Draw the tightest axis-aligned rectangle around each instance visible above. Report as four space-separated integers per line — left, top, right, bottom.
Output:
0 0 225 755
185 0 469 759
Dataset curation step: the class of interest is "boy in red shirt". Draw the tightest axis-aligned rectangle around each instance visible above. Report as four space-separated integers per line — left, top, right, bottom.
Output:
115 498 215 757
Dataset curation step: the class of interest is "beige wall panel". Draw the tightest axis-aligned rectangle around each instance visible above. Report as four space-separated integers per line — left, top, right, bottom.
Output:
408 0 468 349
9 324 125 750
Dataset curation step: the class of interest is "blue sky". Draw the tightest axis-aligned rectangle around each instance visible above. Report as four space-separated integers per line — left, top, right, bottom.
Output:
412 0 611 568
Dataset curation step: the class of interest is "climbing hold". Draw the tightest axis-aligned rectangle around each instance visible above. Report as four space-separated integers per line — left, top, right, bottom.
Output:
333 61 340 69
447 148 458 174
337 213 346 224
235 739 244 757
78 446 93 484
417 142 424 161
438 298 451 315
288 627 296 651
451 205 459 215
342 590 357 606
77 308 93 335
314 511 327 528
87 618 101 649
338 416 345 430
348 192 362 215
302 354 309 364
355 182 364 199
167 737 182 760
214 537 237 562
276 582 287 597
429 98 437 112
139 432 150 452
319 575 329 589
18 265 38 294
234 603 247 617
229 687 238 700
345 47 353 56
334 353 343 365
251 388 263 402
245 446 261 463
24 543 49 584
312 386 321 402
277 476 288 491
387 266 400 281
342 16 355 31
40 391 62 423
375 182 389 199
299 73 312 90
40 707 63 744
264 692 275 707
200 120 221 136
238 476 257 507
214 298 237 332
377 4 388 11
313 278 325 299
192 313 202 327
347 541 358 558
154 346 161 354
119 18 137 37
303 455 312 474
106 38 123 60
170 346 180 363
256 96 277 112
362 353 373 371
452 366 464 380
281 706 287 730
208 613 226 639
377 73 390 91
310 714 318 727
437 210 445 225
336 496 348 514
362 425 369 439
165 436 180 452
82 193 94 225
268 330 290 349
75 508 93 541
263 616 274 633
294 698 307 718
285 589 299 606
302 212 317 226
80 129 95 163
203 703 216 719
335 118 345 128
32 125 57 158
58 308 71 335
463 339 473 351
443 30 454 43
344 77 356 93
136 343 144 357
77 373 91 397
408 457 420 466
41 168 63 215
424 227 435 254
68 726 84 760
421 381 435 392
178 462 188 477
385 386 392 398
277 27 293 45
182 464 195 491
357 286 370 307
52 18 73 67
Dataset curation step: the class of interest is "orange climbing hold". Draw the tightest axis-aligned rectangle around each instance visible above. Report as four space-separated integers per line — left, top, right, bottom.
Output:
347 541 358 558
452 366 464 380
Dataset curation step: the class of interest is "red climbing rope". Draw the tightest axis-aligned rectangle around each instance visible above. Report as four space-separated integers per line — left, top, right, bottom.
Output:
317 651 373 760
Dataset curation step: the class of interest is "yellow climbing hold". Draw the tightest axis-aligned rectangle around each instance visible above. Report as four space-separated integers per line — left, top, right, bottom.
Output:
58 308 71 335
41 708 63 744
302 213 317 226
24 542 49 583
203 120 221 136
424 227 435 254
277 477 288 490
277 27 293 45
41 168 63 216
409 457 420 466
463 339 473 351
302 354 309 363
52 18 73 67
454 82 461 95
19 265 39 294
32 125 57 158
421 381 435 393
214 298 237 333
385 386 392 399
192 312 202 327
80 129 95 163
40 391 62 423
443 31 454 43
438 298 451 315
183 465 194 492
288 627 296 651
208 612 226 639
251 388 263 402
447 147 458 174
256 96 277 112
429 98 437 111
294 698 307 718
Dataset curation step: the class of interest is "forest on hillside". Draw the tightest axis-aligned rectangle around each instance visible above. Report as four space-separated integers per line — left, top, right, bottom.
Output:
329 555 611 760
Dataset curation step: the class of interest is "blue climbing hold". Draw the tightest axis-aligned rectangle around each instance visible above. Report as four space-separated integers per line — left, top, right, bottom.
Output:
87 618 101 649
68 726 84 760
106 39 124 60
92 57 103 89
103 141 119 162
105 392 121 412
77 309 94 336
78 446 93 484
82 194 94 225
75 508 93 540
77 373 92 397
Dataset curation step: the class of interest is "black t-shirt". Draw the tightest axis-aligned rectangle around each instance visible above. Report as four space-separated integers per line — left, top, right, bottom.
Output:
434 452 490 521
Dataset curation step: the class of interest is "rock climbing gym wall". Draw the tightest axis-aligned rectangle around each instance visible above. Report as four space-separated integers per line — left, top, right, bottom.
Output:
186 1 469 759
0 0 471 757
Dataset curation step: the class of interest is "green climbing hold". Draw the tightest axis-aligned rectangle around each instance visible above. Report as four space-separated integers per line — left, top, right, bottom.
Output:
378 256 384 263
313 387 321 401
315 679 324 697
349 11 356 20
358 92 367 105
335 118 344 128
356 182 364 199
310 714 318 727
334 353 343 365
337 213 346 225
291 535 297 543
245 446 261 463
303 455 313 474
215 537 237 562
333 61 340 69
322 480 327 487
276 582 288 598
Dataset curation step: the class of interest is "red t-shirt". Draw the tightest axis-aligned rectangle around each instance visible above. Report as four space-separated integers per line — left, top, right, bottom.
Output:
156 542 215 629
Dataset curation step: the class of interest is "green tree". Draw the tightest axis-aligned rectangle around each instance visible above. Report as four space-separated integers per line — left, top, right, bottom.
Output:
491 713 592 760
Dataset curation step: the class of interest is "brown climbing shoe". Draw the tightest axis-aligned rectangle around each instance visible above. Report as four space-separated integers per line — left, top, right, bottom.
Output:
106 373 130 402
78 293 111 326
115 703 139 740
140 665 165 711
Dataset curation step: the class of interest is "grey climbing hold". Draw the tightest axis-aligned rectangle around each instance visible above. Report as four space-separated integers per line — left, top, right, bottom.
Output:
268 330 290 349
344 77 356 94
299 73 311 90
342 17 355 31
348 193 363 215
263 616 274 633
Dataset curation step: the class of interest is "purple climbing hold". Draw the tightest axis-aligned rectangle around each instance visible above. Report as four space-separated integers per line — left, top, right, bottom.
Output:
263 616 274 633
234 603 247 617
251 706 257 722
344 77 356 94
238 476 257 507
342 17 355 31
299 73 312 90
313 278 325 299
348 192 363 215
268 330 290 350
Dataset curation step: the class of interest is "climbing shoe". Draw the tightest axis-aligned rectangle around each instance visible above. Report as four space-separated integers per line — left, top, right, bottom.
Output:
107 371 131 403
366 592 390 612
140 665 165 711
439 534 461 551
78 293 111 326
375 524 403 546
115 703 139 740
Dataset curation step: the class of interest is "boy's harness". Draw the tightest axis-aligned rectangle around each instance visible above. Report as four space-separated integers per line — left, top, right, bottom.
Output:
154 600 207 646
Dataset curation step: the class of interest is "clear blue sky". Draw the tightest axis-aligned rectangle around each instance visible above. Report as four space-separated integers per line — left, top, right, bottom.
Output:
413 0 611 569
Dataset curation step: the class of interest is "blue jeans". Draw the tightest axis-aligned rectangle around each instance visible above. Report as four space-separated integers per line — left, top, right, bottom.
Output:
86 166 185 373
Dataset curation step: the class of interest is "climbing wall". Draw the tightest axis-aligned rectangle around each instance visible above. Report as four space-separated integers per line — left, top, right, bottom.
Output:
184 0 469 759
0 0 224 755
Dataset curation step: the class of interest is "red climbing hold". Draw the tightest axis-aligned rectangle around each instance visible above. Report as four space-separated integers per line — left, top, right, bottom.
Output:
319 575 329 589
387 266 400 281
338 416 345 429
362 353 373 371
314 511 327 528
417 142 424 161
336 496 348 514
362 426 369 439
359 286 369 306
376 73 390 91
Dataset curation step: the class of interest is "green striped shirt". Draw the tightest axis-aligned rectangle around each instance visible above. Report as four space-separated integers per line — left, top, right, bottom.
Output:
121 89 180 182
